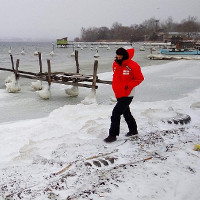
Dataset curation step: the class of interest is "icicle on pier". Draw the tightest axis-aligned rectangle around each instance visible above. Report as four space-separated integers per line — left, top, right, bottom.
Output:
0 50 112 99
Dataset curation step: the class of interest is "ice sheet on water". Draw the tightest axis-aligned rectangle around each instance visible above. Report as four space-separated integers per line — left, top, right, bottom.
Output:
0 60 200 200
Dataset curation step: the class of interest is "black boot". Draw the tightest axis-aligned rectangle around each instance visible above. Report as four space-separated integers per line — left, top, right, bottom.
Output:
104 135 116 143
125 130 138 137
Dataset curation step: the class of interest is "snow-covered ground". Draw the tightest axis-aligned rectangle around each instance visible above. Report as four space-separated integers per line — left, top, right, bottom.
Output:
0 60 200 200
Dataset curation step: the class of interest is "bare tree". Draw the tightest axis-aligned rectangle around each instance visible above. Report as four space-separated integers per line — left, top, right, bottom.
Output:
177 16 200 38
79 16 200 42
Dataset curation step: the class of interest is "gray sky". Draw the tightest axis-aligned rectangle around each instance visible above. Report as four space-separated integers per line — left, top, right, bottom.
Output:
0 0 200 41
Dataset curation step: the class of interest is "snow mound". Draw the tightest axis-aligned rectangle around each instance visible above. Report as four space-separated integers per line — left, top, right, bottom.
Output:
110 96 117 102
36 86 51 99
65 86 79 97
5 80 21 93
31 80 42 90
190 102 200 109
81 90 97 105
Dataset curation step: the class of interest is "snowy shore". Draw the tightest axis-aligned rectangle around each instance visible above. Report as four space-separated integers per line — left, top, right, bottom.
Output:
0 60 200 200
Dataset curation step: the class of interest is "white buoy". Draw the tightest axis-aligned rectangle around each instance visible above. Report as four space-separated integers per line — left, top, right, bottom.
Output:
140 46 145 51
65 86 79 97
34 48 39 55
50 43 55 56
37 86 51 99
71 51 75 56
50 51 55 56
8 47 12 55
31 80 42 90
21 48 25 55
71 46 75 56
94 49 100 58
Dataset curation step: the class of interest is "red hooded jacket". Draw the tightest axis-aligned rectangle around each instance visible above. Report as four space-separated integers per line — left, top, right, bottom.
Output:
112 48 144 98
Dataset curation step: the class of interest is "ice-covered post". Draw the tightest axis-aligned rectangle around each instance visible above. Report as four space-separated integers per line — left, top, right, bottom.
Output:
81 60 98 104
150 48 152 54
36 59 51 99
75 50 79 73
65 50 80 97
5 58 21 93
38 52 42 74
92 60 98 94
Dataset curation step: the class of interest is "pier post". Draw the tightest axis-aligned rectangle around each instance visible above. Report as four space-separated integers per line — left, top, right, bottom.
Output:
15 59 20 81
75 50 79 73
38 52 42 74
92 60 98 93
10 54 15 71
47 59 51 88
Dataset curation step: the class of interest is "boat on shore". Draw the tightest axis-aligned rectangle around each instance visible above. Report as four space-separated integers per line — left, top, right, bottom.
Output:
160 40 200 55
160 48 200 55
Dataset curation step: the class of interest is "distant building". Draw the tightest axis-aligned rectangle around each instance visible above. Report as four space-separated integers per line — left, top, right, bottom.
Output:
163 32 200 43
57 37 68 47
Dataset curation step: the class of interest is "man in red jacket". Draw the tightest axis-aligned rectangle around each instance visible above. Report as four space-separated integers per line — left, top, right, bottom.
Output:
104 47 144 143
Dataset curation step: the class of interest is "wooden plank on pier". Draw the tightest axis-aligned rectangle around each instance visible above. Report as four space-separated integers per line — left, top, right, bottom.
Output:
17 74 97 89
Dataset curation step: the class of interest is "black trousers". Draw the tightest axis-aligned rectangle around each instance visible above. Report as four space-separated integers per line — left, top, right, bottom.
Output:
109 97 137 137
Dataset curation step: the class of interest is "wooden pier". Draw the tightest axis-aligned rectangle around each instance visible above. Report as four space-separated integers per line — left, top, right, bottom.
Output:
57 41 133 48
0 51 112 95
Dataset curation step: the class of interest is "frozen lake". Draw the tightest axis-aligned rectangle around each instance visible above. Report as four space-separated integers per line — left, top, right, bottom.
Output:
0 59 200 200
0 42 200 123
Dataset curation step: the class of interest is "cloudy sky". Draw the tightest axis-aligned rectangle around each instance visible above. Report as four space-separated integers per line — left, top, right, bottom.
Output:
0 0 200 41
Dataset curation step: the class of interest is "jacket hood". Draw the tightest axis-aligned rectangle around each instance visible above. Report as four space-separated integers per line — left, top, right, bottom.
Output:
118 48 134 66
126 48 134 60
114 48 135 66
